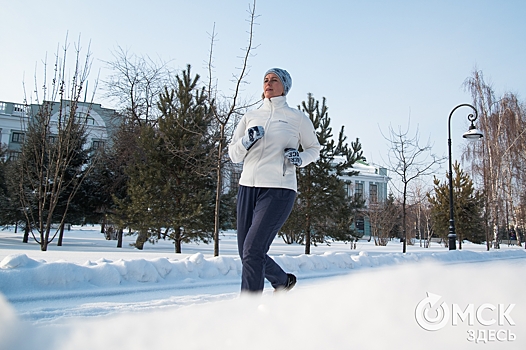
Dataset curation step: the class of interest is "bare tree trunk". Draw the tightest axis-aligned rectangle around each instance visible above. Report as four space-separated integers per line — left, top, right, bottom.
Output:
22 222 30 243
213 124 224 256
58 222 65 246
305 213 311 255
304 177 313 254
175 228 182 253
402 187 407 253
208 0 258 256
135 230 148 250
117 227 123 248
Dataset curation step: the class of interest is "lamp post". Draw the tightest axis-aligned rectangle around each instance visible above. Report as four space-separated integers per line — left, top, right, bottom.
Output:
447 104 483 250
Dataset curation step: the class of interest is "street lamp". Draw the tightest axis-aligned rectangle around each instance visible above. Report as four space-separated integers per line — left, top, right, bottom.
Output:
447 104 483 250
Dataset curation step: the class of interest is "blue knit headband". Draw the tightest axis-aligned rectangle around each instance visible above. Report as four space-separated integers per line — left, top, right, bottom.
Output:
264 68 292 96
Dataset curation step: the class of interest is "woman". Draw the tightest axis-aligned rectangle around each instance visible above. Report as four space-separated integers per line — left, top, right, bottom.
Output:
228 68 320 293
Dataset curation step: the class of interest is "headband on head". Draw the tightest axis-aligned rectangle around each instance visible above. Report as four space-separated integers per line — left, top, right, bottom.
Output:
264 68 292 96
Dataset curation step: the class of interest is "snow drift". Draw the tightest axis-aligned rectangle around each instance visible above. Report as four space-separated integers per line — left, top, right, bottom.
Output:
2 248 525 301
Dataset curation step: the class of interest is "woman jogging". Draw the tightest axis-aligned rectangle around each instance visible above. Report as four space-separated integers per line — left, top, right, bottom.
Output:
228 68 320 293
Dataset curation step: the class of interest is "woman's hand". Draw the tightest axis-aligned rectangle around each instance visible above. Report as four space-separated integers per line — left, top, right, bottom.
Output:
242 126 265 150
284 148 302 166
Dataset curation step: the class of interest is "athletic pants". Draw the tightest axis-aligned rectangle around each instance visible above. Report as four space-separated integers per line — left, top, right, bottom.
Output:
236 185 296 292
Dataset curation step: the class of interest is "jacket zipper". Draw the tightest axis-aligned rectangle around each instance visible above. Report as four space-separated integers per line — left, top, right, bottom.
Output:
252 99 274 186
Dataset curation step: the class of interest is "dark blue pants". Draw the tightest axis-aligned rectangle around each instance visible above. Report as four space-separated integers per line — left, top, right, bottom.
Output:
237 185 296 292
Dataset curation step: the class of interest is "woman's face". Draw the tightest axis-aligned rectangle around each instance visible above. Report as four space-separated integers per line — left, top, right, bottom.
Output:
263 73 284 99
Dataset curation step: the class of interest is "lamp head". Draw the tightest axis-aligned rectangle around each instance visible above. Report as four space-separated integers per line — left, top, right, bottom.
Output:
463 122 483 140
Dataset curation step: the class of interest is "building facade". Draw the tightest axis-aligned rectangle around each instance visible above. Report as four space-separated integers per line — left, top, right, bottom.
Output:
0 100 118 160
340 159 391 238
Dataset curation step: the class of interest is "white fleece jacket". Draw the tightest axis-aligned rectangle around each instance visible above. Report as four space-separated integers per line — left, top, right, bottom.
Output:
228 96 321 192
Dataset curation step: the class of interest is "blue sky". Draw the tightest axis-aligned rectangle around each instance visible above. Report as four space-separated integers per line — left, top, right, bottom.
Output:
1 0 525 174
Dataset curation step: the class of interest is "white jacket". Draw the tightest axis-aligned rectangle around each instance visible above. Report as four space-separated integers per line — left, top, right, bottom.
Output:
228 96 321 192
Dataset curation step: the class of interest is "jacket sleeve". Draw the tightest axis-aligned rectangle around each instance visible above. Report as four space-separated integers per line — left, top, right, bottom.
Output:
298 115 320 167
228 115 249 164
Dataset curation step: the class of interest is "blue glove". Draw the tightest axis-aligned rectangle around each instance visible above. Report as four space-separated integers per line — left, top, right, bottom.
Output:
242 126 264 150
284 148 302 166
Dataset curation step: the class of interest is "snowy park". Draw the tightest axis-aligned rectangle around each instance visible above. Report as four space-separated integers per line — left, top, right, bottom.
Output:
1 0 526 349
1 225 525 349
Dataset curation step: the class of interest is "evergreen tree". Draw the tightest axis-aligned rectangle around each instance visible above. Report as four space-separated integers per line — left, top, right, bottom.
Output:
0 147 14 227
102 121 143 247
219 190 237 231
280 93 364 254
1 148 31 240
385 192 402 240
75 146 118 232
115 65 216 253
427 161 485 246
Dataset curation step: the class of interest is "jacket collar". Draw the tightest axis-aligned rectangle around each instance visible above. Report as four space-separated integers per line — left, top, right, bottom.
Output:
263 95 288 109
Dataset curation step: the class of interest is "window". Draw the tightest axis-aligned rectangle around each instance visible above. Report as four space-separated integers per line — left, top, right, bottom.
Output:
11 132 25 143
344 181 352 197
355 181 363 200
7 151 20 161
92 140 105 150
369 183 378 203
355 215 365 231
77 112 96 125
13 104 27 116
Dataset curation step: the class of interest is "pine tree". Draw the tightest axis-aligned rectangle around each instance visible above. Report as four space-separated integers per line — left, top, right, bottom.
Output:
0 147 13 227
115 65 216 253
280 93 364 254
101 122 143 247
76 146 119 234
1 149 30 240
427 161 485 247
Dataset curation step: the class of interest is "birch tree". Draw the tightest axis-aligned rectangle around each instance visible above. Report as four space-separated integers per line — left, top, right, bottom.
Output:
463 69 526 249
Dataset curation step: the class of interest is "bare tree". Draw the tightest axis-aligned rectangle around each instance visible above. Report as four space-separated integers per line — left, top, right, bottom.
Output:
18 35 97 251
408 179 433 248
102 47 173 126
206 0 259 256
463 70 526 250
365 193 400 246
382 121 444 253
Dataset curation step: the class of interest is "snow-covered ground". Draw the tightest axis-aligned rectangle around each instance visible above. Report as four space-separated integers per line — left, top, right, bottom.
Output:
1 226 525 349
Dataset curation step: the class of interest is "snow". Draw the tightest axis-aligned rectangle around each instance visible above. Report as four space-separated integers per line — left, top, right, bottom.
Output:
1 226 525 349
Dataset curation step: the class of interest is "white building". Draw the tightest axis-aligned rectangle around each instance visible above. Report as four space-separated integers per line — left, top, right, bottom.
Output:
0 100 118 160
340 159 390 206
340 159 391 237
